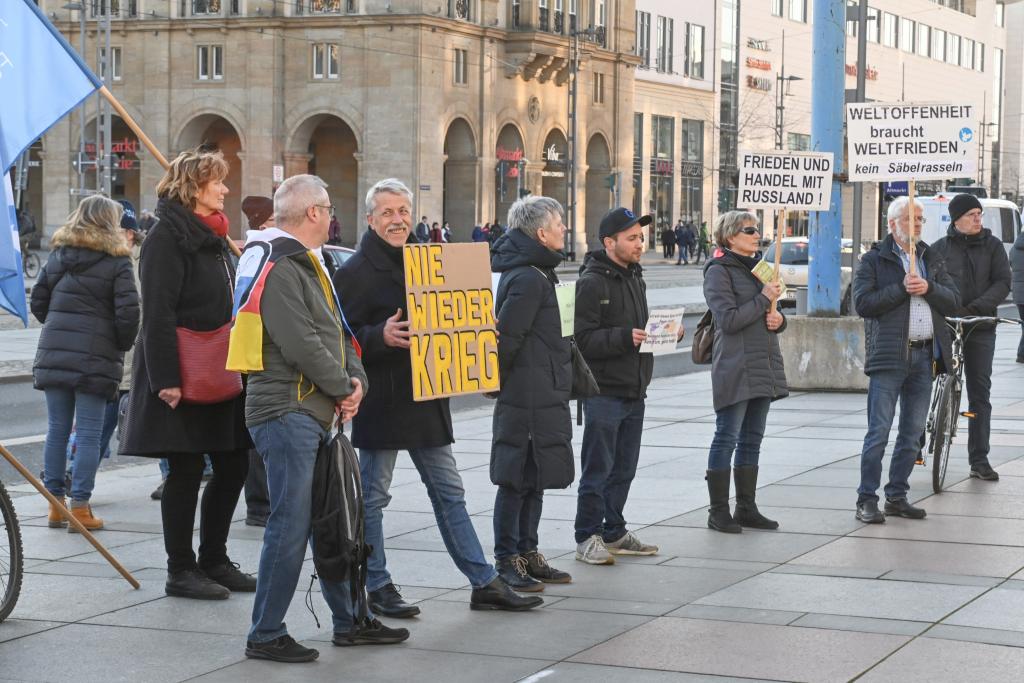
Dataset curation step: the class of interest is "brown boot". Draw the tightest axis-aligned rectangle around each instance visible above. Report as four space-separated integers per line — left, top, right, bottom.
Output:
68 501 103 533
48 497 68 528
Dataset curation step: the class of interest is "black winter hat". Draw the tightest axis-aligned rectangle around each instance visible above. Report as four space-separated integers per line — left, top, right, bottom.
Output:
119 200 139 231
948 193 983 225
599 207 652 240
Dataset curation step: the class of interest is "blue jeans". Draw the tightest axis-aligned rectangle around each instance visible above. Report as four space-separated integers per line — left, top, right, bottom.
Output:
360 445 497 591
248 413 358 642
858 347 933 505
43 388 107 502
575 396 645 544
707 397 772 471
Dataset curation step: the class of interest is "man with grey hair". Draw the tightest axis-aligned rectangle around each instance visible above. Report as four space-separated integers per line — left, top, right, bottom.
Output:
334 178 543 615
852 195 959 525
233 174 409 663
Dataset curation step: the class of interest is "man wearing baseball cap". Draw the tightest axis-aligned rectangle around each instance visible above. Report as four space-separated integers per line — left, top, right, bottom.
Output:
931 193 1011 481
572 207 666 564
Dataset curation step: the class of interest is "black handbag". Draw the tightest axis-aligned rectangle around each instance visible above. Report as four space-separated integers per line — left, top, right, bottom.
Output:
691 310 715 365
570 339 600 399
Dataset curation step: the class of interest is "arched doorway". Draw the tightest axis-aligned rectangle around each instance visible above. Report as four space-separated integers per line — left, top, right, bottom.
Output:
585 133 612 250
79 115 142 211
494 124 526 227
443 118 477 240
540 129 568 210
292 114 359 246
178 114 243 237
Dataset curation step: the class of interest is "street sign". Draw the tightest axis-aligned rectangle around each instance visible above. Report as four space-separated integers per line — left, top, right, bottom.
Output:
883 181 908 196
736 150 834 211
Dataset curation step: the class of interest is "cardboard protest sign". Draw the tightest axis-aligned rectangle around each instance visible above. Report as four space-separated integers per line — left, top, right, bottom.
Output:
737 150 834 211
555 282 575 337
846 103 976 181
639 306 685 356
404 243 500 401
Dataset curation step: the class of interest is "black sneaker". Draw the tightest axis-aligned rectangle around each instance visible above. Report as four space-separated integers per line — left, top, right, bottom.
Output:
202 562 257 592
165 568 230 600
332 618 410 647
368 583 421 619
884 497 927 519
495 556 544 592
150 481 164 501
970 462 1000 481
470 577 544 611
245 634 319 663
855 500 886 524
522 550 572 584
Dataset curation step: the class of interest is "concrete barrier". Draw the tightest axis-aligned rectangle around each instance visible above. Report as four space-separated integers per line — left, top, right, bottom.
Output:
778 315 869 392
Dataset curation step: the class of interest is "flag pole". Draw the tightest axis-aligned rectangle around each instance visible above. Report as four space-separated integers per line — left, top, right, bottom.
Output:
0 443 140 589
907 180 917 276
99 87 242 258
770 208 786 315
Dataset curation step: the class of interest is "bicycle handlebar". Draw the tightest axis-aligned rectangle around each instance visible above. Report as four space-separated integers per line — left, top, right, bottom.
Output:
944 316 1023 327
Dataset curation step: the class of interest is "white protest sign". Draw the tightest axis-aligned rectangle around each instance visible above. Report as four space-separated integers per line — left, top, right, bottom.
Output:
639 306 685 356
846 103 976 181
737 150 834 211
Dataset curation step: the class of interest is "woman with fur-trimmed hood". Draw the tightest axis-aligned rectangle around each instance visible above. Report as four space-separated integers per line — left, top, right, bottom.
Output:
31 195 140 531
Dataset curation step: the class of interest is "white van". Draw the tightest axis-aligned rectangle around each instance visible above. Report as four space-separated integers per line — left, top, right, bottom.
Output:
917 193 1022 254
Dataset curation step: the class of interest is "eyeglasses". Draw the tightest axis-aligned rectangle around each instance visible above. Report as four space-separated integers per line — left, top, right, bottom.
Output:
313 204 336 217
738 227 760 235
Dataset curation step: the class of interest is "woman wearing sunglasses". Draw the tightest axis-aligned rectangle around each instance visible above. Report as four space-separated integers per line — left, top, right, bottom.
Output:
701 211 789 534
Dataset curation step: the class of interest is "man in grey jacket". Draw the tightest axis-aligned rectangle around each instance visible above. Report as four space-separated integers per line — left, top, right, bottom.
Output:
238 175 408 664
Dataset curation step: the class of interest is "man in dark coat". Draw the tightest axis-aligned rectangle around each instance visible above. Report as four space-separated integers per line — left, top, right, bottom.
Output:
334 178 542 617
660 224 675 259
853 196 960 524
931 193 1011 481
414 216 430 243
1011 229 1024 362
573 208 663 566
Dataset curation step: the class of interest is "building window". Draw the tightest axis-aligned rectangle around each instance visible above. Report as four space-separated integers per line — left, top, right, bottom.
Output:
539 0 549 32
656 17 674 74
975 41 984 72
197 45 224 81
593 72 605 104
448 0 471 21
100 46 122 82
650 115 674 236
553 0 564 33
569 0 577 33
789 0 806 22
312 43 339 80
931 28 945 62
91 0 139 16
946 33 960 66
962 38 975 69
633 113 644 218
686 23 705 80
636 11 651 68
681 119 703 224
865 7 879 43
992 46 1003 138
453 48 468 85
996 2 1005 27
511 0 520 28
899 17 915 53
846 0 858 36
787 132 811 151
882 12 897 48
593 0 607 46
916 24 930 58
191 0 221 14
772 0 783 17
296 0 344 13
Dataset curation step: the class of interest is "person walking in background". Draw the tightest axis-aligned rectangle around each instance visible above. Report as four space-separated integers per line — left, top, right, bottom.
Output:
442 222 452 243
661 224 675 259
415 215 430 243
32 195 139 532
702 211 788 534
430 222 442 243
695 221 710 264
472 224 485 242
931 194 1011 482
489 196 575 591
120 147 256 600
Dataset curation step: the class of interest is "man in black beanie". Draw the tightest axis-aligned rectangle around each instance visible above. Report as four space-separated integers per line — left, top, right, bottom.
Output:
932 193 1011 481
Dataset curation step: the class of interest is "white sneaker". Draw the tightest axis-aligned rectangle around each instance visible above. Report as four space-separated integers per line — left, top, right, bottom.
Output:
604 530 659 556
575 534 615 565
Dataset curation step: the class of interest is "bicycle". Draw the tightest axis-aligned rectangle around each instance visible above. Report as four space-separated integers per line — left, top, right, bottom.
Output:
21 249 40 280
923 315 1023 493
0 477 24 623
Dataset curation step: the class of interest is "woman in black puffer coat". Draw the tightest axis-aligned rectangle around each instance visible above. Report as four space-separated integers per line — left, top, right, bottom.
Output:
489 195 574 591
31 195 139 531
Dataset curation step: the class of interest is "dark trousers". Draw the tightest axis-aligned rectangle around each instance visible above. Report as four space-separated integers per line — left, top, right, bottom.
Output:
962 327 995 466
1017 305 1024 360
493 448 542 561
161 449 248 573
575 396 645 544
244 448 270 522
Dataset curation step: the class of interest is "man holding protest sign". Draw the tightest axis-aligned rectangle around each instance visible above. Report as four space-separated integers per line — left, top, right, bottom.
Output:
852 197 959 523
572 208 662 565
334 179 542 616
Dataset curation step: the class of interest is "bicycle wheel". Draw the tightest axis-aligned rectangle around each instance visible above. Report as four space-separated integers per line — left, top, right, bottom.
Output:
23 251 40 280
931 377 956 494
0 480 24 623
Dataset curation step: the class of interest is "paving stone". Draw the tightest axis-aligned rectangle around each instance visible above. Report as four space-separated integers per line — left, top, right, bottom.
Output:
849 513 1024 546
769 426 867 441
926 624 1024 649
790 613 930 636
942 587 1024 632
540 490 703 525
752 484 857 510
659 556 779 573
666 603 803 626
915 490 1024 519
543 596 677 617
695 572 985 622
770 564 885 580
570 617 907 682
789 537 1024 578
858 637 1024 682
637 525 833 564
0 618 64 644
880 570 1003 587
11 573 166 622
15 523 157 563
521 662 778 682
659 506 863 536
948 475 1024 496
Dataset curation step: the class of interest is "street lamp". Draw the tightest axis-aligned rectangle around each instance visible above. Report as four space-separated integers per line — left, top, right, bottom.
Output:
775 74 803 151
62 2 87 198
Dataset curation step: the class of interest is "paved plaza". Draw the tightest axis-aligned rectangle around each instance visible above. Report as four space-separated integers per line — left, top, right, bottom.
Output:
2 328 1024 681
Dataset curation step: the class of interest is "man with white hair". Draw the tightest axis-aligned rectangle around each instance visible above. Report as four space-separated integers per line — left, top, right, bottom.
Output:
852 195 960 524
333 178 543 616
231 174 408 663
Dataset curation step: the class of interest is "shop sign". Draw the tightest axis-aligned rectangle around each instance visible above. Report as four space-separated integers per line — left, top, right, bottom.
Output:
680 161 702 178
650 159 673 175
746 38 771 52
845 64 878 80
496 146 524 162
746 75 771 91
542 144 564 163
745 57 771 71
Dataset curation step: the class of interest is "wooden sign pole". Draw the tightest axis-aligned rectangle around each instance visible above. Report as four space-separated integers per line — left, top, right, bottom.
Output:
907 180 917 275
770 208 786 314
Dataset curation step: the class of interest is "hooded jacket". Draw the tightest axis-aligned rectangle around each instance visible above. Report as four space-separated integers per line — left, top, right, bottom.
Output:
574 250 653 400
31 222 139 398
931 225 1011 319
489 229 574 490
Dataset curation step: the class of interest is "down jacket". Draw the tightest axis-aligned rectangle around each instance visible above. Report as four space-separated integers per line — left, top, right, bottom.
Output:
853 234 960 376
31 221 139 399
931 225 1010 318
702 250 788 412
490 229 574 491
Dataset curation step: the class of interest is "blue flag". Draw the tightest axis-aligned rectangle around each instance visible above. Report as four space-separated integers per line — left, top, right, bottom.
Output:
0 174 27 326
0 0 102 174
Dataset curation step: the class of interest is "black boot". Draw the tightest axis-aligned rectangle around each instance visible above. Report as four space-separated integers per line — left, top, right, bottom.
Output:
367 583 421 619
706 469 742 533
165 568 230 600
470 577 544 611
732 465 779 530
495 556 544 592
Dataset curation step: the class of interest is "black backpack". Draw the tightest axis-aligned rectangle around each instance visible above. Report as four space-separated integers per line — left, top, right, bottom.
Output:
310 431 370 622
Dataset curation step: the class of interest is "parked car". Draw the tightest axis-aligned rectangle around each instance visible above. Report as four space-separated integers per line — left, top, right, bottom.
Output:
762 237 854 315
